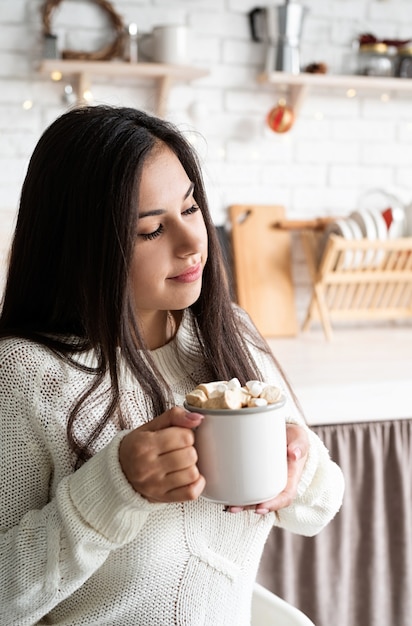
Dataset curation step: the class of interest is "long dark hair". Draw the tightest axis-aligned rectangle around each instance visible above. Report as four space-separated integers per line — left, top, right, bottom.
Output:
0 105 287 465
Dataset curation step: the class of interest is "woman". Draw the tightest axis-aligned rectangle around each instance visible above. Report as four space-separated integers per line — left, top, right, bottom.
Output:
0 105 344 625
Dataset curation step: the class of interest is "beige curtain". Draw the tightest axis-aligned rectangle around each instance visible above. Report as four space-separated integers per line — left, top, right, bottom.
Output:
257 419 412 626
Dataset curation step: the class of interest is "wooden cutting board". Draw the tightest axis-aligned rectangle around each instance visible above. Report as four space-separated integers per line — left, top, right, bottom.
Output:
229 204 298 337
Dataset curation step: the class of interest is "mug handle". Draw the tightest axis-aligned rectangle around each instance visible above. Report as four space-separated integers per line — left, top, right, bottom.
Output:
248 7 264 42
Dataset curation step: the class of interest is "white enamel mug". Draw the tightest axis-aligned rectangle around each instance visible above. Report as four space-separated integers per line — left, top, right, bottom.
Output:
140 25 190 65
184 397 287 506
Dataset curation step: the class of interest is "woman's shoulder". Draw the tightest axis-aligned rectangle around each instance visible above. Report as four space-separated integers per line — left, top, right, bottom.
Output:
0 336 97 367
0 336 77 383
0 336 51 365
0 339 64 415
231 302 253 324
0 336 97 412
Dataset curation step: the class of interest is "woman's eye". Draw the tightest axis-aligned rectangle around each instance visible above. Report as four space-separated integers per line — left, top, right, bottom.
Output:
138 205 199 240
183 204 200 216
139 224 164 240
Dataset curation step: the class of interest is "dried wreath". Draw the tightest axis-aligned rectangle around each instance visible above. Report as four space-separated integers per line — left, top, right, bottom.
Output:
41 0 125 61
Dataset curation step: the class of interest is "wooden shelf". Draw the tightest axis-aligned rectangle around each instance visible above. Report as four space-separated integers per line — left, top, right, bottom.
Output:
39 59 209 116
258 70 412 113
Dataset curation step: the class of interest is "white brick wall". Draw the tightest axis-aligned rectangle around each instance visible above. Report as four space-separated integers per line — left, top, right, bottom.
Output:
0 0 412 321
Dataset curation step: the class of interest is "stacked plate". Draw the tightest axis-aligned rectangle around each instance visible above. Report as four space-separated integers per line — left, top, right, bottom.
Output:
318 197 411 268
358 189 407 239
318 207 391 269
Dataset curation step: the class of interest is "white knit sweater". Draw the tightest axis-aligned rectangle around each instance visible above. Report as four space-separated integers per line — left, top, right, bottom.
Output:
0 310 344 625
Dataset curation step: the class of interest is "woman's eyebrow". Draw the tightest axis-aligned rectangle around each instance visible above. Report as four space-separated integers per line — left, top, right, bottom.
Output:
184 182 195 200
139 182 195 219
138 208 165 219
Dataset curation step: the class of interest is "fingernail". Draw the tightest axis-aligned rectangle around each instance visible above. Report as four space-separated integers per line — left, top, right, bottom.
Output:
255 507 270 515
292 447 302 461
227 506 243 514
185 411 204 421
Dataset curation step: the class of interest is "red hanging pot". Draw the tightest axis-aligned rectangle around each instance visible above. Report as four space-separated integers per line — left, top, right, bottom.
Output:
266 99 295 133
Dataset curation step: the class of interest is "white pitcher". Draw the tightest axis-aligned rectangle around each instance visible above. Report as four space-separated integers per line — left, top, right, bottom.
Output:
140 25 190 65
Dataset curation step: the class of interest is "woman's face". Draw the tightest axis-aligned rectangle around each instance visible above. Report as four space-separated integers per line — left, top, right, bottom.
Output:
130 145 208 321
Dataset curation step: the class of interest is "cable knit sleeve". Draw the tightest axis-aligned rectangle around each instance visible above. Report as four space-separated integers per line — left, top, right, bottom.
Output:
0 340 164 625
273 425 345 536
244 328 345 537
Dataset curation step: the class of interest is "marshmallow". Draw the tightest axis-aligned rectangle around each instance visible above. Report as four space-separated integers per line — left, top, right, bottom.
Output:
247 397 268 407
246 380 264 398
197 381 227 396
260 385 283 404
186 379 282 410
227 377 241 390
205 388 243 410
185 389 208 408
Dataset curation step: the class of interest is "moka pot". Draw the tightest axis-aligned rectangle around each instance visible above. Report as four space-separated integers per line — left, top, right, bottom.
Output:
249 1 308 74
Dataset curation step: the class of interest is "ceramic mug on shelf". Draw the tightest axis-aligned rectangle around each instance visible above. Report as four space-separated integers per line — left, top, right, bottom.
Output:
139 24 190 65
184 397 288 506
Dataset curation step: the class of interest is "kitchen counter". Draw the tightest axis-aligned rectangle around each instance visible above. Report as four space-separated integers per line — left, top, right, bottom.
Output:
261 324 412 626
266 322 412 425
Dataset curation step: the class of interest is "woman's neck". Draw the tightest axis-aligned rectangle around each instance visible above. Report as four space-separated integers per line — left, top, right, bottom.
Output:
139 310 181 350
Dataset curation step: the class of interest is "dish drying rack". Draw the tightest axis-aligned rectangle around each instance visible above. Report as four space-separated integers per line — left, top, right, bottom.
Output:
299 228 412 340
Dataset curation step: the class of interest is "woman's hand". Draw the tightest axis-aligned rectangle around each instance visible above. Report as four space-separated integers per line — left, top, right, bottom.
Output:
226 423 310 514
119 407 206 504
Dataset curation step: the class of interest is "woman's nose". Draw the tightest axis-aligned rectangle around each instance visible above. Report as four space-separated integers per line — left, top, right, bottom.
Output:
174 222 204 257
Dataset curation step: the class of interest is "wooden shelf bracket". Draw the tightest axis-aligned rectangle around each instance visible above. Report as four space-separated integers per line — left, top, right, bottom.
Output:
39 59 209 116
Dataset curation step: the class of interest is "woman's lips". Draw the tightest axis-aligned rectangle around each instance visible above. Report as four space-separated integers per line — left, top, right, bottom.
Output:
170 263 202 283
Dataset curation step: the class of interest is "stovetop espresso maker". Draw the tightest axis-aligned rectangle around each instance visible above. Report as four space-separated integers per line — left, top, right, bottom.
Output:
249 1 308 74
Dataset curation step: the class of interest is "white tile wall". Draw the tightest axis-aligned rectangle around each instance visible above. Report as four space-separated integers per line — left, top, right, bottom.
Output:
0 0 412 318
